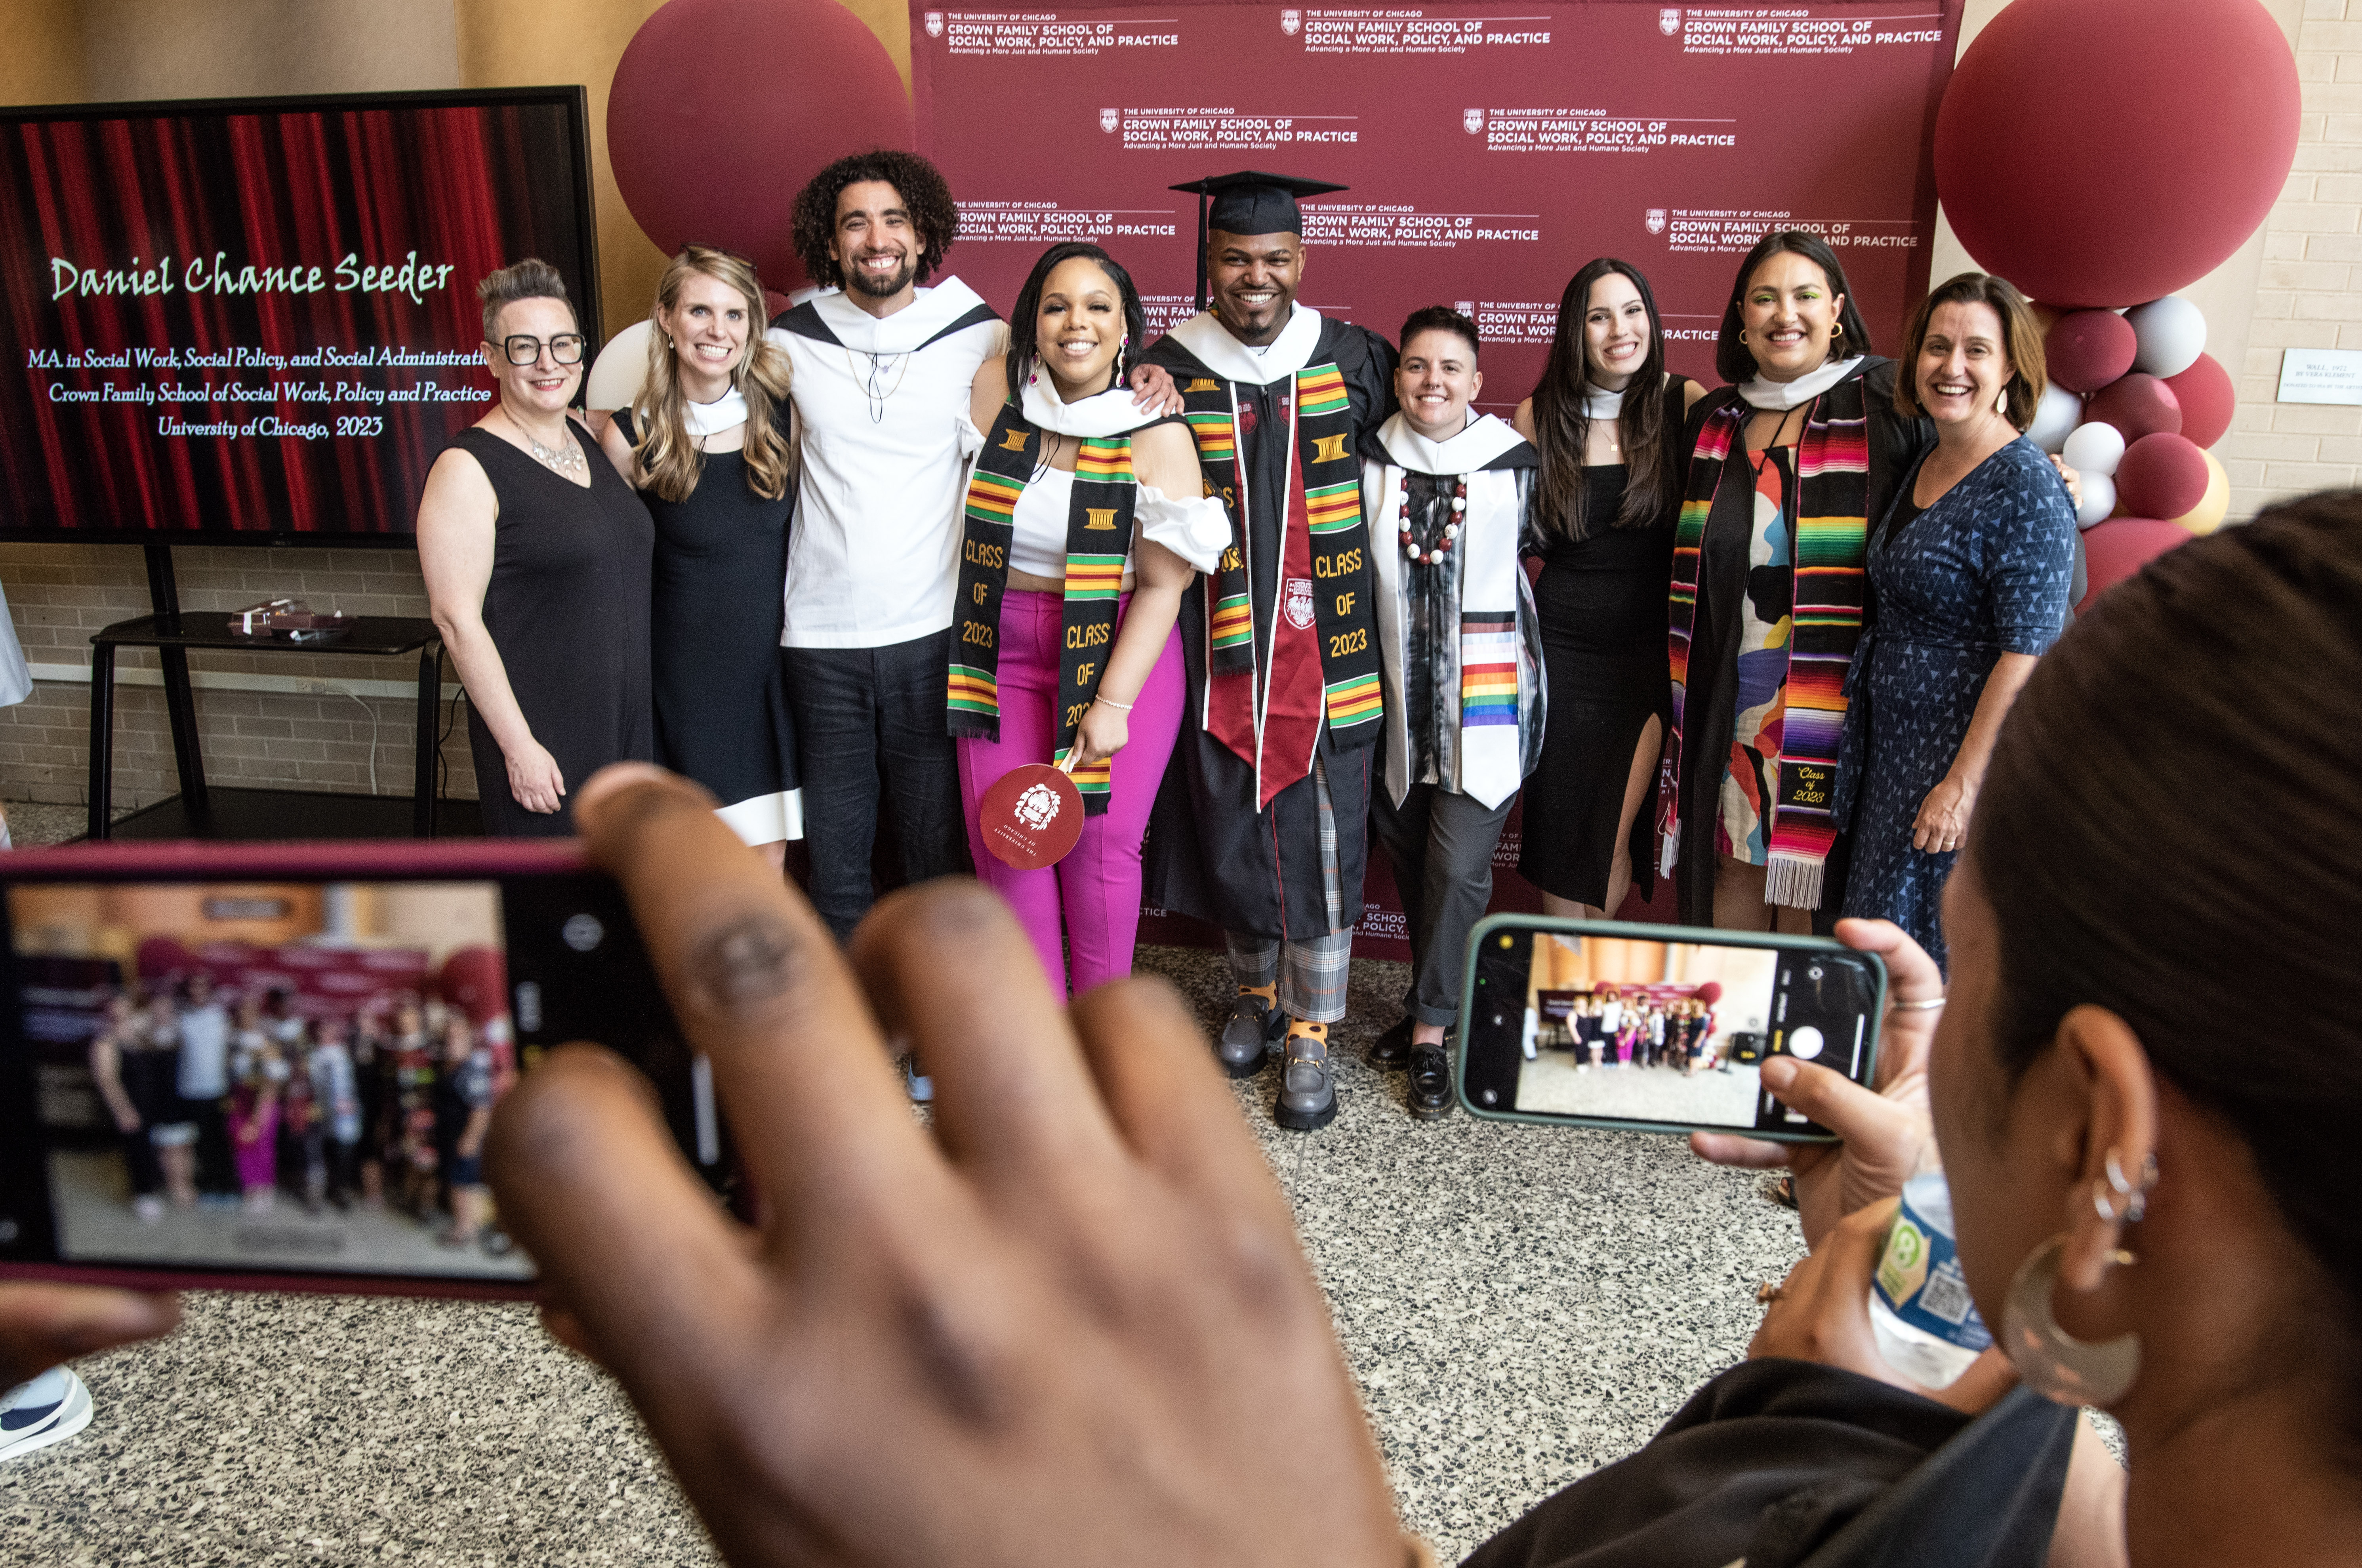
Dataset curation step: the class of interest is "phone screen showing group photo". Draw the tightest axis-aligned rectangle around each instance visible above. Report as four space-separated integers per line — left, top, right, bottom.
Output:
1466 926 1881 1134
0 874 713 1284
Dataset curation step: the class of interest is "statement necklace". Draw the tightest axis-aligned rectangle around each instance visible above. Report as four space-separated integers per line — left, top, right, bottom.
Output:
503 409 585 478
1399 474 1467 567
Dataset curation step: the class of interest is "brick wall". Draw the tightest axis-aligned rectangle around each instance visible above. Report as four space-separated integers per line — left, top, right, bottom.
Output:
2219 0 2362 518
0 543 477 811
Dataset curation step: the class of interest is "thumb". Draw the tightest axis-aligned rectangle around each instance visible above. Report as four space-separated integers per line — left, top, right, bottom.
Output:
1761 1055 1905 1144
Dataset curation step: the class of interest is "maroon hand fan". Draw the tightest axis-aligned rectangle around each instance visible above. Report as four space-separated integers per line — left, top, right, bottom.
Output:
977 761 1084 870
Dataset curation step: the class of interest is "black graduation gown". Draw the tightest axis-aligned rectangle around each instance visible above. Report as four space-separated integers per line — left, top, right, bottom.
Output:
1141 314 1397 940
1670 359 1931 930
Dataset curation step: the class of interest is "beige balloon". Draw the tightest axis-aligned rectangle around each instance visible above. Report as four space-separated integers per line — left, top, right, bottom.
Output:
583 318 656 412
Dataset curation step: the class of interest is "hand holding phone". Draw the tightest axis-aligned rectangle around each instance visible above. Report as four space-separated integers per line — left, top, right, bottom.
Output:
1691 918 1945 1248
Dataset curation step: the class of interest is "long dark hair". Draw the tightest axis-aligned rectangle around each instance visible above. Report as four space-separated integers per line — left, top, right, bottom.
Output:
1971 491 2362 1415
1530 259 1675 539
1714 230 1874 385
1003 242 1148 400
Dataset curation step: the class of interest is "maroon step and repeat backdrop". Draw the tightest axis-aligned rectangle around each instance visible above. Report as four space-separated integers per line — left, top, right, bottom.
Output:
913 0 1963 955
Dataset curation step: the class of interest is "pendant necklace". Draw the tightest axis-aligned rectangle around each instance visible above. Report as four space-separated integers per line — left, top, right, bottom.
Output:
848 347 912 424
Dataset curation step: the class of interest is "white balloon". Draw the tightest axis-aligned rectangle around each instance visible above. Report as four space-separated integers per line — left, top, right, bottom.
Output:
2062 420 2128 478
2027 381 2082 453
585 318 654 412
2126 295 2206 379
2075 471 2117 530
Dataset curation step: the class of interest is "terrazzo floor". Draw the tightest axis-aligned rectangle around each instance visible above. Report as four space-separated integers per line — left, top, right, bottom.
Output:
0 803 1808 1564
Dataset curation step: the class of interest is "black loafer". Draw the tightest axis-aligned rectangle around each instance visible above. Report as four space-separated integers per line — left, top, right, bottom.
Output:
1274 1031 1337 1131
1216 992 1287 1078
1368 1017 1414 1071
1407 1041 1454 1121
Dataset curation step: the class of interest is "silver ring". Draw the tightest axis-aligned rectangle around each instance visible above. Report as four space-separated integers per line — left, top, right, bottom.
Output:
1891 996 1947 1012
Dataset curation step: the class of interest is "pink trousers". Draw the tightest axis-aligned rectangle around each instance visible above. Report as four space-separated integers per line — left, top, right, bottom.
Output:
957 590 1183 997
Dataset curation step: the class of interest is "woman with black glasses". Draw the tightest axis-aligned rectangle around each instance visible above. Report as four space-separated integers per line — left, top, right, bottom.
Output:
417 259 655 836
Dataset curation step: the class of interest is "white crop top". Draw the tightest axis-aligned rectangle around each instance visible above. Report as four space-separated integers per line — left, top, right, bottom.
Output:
1005 469 1232 579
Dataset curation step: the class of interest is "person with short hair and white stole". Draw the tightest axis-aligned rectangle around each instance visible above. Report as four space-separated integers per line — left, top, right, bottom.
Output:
1360 305 1545 1120
1128 170 1397 1132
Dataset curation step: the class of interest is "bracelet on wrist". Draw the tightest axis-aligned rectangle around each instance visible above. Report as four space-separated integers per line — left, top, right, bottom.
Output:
1093 694 1134 713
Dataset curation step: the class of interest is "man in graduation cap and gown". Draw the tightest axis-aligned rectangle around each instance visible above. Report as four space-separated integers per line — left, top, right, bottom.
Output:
1129 170 1397 1131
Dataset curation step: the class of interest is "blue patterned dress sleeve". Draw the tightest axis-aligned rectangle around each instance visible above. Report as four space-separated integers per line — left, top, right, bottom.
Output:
1836 438 2075 972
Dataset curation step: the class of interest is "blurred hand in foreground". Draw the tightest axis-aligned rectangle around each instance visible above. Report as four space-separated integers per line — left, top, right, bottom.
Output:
488 763 1405 1568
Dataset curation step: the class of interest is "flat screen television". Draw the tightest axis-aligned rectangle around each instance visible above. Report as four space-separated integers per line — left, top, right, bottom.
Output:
0 87 600 546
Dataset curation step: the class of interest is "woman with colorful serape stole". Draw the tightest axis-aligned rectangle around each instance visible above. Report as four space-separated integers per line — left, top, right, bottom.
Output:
1659 231 1930 932
949 243 1227 997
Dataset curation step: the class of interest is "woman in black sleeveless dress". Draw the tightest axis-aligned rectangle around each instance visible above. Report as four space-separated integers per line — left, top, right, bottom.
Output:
596 247 800 865
1514 259 1703 916
418 261 654 838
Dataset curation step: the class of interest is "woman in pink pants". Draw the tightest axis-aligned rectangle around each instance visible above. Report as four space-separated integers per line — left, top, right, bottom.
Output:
952 243 1226 995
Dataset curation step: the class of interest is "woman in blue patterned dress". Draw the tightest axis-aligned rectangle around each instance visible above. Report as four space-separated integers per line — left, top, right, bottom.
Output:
1836 273 2076 972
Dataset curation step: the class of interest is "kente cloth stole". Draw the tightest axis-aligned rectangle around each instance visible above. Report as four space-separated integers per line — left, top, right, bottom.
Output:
1659 378 1869 908
1177 363 1380 808
947 402 1134 814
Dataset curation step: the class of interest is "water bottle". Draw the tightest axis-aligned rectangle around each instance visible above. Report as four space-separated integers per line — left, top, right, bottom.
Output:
1868 1170 1992 1389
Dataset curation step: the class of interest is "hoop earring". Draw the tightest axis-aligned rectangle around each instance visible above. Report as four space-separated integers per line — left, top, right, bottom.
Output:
1737 329 1749 345
2000 1233 2141 1406
1830 323 1843 340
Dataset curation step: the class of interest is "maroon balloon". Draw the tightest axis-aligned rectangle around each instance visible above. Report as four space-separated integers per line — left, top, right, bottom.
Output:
607 0 915 290
2078 518 2194 613
2084 373 2183 443
2115 432 2211 520
2044 310 2137 394
1934 0 2300 307
2162 351 2235 448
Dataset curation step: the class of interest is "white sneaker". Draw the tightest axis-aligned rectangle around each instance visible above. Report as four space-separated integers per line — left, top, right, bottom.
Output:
0 1367 93 1462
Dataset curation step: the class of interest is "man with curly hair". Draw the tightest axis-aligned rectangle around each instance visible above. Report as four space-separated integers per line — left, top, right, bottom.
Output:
767 151 1007 947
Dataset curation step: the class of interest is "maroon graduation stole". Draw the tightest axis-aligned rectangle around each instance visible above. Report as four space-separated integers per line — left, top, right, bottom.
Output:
1176 363 1380 808
947 402 1137 814
1661 372 1870 908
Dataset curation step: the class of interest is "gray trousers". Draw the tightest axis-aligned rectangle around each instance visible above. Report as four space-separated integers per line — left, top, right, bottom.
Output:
1371 781 1516 1027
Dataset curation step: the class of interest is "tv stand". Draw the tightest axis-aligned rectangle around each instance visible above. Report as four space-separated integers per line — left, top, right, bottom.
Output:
83 545 474 842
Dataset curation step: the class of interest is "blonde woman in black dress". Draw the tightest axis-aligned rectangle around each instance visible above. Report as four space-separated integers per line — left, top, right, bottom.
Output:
597 246 800 869
419 260 654 836
1514 259 1705 919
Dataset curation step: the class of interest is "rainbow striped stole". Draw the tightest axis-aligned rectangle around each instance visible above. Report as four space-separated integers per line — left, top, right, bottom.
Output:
1458 612 1521 727
1660 376 1871 906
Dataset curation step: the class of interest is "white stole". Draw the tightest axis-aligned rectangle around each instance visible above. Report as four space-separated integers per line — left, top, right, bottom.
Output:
1363 412 1538 809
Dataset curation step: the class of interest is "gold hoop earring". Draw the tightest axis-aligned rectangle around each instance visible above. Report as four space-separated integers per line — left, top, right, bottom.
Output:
2000 1234 2140 1405
1737 329 1749 345
1830 323 1843 340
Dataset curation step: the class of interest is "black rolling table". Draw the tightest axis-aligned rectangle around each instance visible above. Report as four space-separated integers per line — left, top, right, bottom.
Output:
85 611 466 842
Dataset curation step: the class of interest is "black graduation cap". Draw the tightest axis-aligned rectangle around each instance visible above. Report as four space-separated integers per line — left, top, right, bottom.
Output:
1169 170 1348 311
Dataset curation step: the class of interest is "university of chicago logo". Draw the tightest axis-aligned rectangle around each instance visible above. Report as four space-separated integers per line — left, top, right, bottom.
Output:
1281 9 1302 34
925 10 944 35
1284 578 1316 631
1015 782 1063 831
1462 108 1483 134
1100 108 1120 132
1659 8 1681 35
1455 300 1476 317
1645 208 1667 234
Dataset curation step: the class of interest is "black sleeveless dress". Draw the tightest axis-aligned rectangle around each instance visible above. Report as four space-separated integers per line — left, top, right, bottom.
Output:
614 408 800 840
1517 378 1689 906
448 423 655 837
